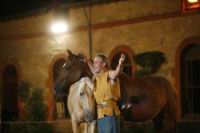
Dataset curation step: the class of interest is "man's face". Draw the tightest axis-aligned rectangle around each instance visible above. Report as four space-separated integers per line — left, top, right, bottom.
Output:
93 56 105 73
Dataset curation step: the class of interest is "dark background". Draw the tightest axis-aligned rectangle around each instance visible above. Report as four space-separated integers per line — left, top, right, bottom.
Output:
0 0 93 18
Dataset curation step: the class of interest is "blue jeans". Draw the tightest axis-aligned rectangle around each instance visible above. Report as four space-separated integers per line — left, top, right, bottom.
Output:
97 114 120 133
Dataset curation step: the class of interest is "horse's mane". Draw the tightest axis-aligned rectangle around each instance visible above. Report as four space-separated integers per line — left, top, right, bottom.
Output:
69 77 93 93
77 53 93 63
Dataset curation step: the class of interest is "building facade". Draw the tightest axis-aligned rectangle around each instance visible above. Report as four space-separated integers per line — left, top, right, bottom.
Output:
0 0 200 123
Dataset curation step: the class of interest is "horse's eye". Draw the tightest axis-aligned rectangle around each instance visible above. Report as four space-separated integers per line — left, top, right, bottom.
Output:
80 92 84 96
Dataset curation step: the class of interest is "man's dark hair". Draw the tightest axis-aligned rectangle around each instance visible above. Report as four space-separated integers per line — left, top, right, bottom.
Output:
96 54 110 69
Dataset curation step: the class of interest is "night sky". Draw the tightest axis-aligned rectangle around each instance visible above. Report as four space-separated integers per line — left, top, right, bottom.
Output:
0 0 51 18
0 0 93 18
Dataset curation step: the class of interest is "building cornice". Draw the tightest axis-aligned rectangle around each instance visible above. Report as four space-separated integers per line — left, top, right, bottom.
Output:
0 10 199 41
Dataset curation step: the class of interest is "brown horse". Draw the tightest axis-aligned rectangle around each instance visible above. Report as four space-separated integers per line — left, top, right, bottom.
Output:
54 50 177 133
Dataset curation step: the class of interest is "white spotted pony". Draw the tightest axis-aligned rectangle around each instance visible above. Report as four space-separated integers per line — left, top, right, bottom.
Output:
67 77 96 133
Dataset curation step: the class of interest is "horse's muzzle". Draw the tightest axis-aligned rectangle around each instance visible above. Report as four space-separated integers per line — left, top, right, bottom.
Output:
54 84 66 96
85 111 95 122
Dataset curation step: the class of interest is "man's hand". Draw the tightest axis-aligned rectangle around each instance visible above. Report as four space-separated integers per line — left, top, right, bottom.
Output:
81 55 96 75
119 53 126 66
80 55 88 63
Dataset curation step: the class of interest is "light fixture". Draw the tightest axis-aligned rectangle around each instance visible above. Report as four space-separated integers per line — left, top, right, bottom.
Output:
51 20 68 34
187 0 198 3
50 5 69 34
183 0 200 11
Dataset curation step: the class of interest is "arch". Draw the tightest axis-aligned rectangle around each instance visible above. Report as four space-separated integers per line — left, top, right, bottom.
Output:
47 53 69 120
0 59 22 83
0 59 21 121
180 44 200 118
109 45 136 77
175 36 200 119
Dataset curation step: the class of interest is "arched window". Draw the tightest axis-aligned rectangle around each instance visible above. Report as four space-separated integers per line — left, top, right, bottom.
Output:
109 46 134 77
53 58 69 119
2 65 19 121
180 44 200 118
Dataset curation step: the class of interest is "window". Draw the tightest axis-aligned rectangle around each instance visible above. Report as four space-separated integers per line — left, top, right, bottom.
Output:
181 44 200 118
183 0 200 11
109 46 134 77
2 65 19 121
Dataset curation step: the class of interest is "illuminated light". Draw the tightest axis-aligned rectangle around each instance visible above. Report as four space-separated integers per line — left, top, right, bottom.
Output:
188 0 198 3
51 21 68 34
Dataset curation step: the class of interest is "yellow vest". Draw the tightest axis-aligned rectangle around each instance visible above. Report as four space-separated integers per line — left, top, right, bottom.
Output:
93 71 121 119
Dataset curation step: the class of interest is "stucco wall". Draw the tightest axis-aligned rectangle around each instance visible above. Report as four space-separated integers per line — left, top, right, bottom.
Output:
68 0 200 85
0 12 53 37
69 0 181 27
92 14 200 83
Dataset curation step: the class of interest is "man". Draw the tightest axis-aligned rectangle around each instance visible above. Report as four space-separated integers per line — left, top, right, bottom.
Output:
86 53 125 133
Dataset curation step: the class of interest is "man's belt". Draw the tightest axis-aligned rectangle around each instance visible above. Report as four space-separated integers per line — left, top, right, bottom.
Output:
97 99 117 109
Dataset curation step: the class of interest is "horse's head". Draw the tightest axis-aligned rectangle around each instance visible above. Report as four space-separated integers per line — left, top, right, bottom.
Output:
54 50 93 96
77 77 96 122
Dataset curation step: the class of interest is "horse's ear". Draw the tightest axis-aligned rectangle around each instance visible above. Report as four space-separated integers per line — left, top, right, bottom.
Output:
79 81 87 94
66 49 73 57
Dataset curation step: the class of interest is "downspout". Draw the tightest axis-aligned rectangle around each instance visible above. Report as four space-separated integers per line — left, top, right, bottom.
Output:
83 5 92 59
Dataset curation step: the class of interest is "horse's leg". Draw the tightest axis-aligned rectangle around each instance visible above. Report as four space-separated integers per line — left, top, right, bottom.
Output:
153 106 176 133
71 116 79 133
163 111 176 133
88 120 96 133
152 109 165 133
71 121 79 133
163 101 177 133
81 123 88 133
162 79 177 133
